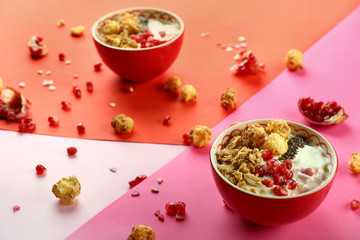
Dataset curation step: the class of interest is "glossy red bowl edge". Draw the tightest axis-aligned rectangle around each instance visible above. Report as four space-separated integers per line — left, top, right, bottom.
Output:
91 7 185 82
210 119 338 226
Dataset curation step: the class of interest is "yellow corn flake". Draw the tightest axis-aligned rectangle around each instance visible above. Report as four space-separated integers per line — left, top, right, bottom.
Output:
262 133 288 156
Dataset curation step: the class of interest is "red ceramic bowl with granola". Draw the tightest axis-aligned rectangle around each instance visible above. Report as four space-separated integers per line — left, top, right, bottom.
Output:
91 7 184 82
210 119 338 226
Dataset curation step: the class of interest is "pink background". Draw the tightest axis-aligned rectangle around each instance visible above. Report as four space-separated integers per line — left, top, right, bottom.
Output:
68 6 360 240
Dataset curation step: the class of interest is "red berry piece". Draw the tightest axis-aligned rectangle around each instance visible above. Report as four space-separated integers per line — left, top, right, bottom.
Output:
59 53 66 61
13 205 21 212
165 202 177 215
61 100 72 111
350 200 360 210
36 164 47 176
261 149 273 161
48 116 60 127
262 178 274 188
86 82 93 93
72 86 81 98
273 186 288 196
67 147 77 157
77 122 85 134
300 168 314 176
94 62 102 71
182 133 192 145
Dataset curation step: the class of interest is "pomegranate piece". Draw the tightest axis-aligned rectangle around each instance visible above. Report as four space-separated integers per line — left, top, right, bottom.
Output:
48 116 60 127
255 165 265 177
283 159 293 169
18 118 36 132
59 53 66 61
261 149 273 161
77 122 85 134
182 133 192 145
266 159 279 169
158 213 165 221
350 200 360 210
61 101 72 111
0 87 31 121
175 201 186 215
86 82 94 93
94 62 102 71
128 174 147 189
72 86 81 98
165 202 177 215
273 186 288 196
230 50 265 75
285 179 297 190
298 97 348 125
67 147 77 157
162 116 171 126
28 35 48 58
151 186 159 193
273 174 284 185
154 210 161 217
36 164 47 176
13 205 21 212
262 178 274 188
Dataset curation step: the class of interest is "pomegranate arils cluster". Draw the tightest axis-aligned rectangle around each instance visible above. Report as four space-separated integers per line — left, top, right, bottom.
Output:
28 35 47 58
131 29 167 48
128 174 147 189
231 50 265 75
298 97 348 125
36 164 47 176
18 118 36 132
165 201 186 221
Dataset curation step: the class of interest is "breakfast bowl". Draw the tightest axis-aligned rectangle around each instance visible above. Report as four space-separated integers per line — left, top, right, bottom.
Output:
91 7 184 82
210 119 338 226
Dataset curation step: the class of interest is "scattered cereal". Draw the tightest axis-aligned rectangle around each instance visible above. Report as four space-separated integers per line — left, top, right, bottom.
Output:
189 125 212 147
42 80 53 86
151 186 159 193
200 32 210 37
57 19 65 27
225 46 233 52
52 176 81 205
109 167 118 173
71 25 85 36
127 225 155 240
13 205 20 212
65 60 71 65
37 70 44 75
181 84 197 102
285 49 304 71
220 88 237 110
46 70 52 76
109 103 116 107
48 86 56 91
111 114 134 134
131 190 140 197
238 36 246 42
18 82 26 88
164 76 181 91
349 153 360 174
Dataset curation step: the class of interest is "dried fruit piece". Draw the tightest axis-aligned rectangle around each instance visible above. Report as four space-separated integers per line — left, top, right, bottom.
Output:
350 200 360 210
36 164 47 176
111 114 134 133
181 84 197 102
128 174 147 189
71 25 85 36
0 86 31 121
348 153 360 174
298 97 348 125
127 225 155 240
52 176 81 205
67 147 77 157
28 36 48 58
164 76 181 91
285 49 304 71
230 50 264 75
220 88 237 110
189 125 212 147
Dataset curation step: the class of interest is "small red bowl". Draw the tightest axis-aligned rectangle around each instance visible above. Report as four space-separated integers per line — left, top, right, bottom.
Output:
210 119 338 226
91 7 184 82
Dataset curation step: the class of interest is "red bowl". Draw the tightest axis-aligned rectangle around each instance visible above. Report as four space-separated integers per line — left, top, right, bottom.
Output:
210 119 338 226
91 7 184 82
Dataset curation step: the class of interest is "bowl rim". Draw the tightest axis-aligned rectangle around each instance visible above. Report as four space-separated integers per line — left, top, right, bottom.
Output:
91 7 185 51
210 119 338 199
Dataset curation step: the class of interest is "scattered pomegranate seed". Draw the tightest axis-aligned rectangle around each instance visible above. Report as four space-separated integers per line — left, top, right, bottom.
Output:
157 178 164 184
65 60 71 65
36 164 47 176
261 149 273 161
86 82 94 93
128 174 147 189
165 202 177 215
77 122 85 134
300 168 314 176
59 53 66 61
350 200 360 210
37 69 44 75
158 213 165 221
13 205 20 212
72 86 81 98
48 116 60 127
94 62 102 71
273 186 288 196
73 74 79 79
18 82 26 88
154 210 161 216
18 118 36 133
182 133 192 145
176 202 186 215
61 101 72 111
163 116 171 126
151 186 159 193
131 190 140 197
28 35 47 58
67 147 77 156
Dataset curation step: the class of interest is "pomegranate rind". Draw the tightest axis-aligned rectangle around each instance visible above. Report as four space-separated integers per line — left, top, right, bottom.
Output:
0 87 31 121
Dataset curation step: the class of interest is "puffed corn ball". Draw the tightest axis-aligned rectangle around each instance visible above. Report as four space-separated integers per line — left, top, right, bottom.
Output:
71 25 85 36
349 153 360 174
181 84 197 102
220 88 237 110
265 119 291 140
127 225 155 240
111 114 134 133
189 125 212 147
164 76 181 91
52 176 81 205
262 133 288 156
285 49 304 71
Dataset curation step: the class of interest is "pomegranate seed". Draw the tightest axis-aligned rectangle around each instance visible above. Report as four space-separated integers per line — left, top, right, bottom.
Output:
165 202 177 215
18 118 36 133
154 210 161 217
77 122 85 134
158 213 165 221
262 178 274 188
261 149 274 161
266 159 279 169
265 168 275 177
176 202 186 215
59 53 66 61
273 174 284 185
131 190 140 197
350 200 360 210
94 62 102 71
86 82 93 93
273 186 288 196
255 165 265 177
128 174 147 189
36 164 47 176
13 205 21 212
274 164 286 175
151 186 159 193
285 180 297 190
283 159 292 169
183 133 192 145
72 86 81 98
67 147 77 156
163 116 171 126
61 101 72 110
283 169 294 180
300 168 314 176
157 178 164 184
48 116 60 127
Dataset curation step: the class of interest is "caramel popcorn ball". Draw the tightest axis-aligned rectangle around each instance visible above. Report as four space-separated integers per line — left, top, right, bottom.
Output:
111 114 134 133
265 119 291 140
189 125 212 147
164 76 181 91
239 123 267 149
181 84 197 102
285 49 304 71
52 176 81 205
349 153 360 174
220 88 237 110
262 133 288 156
71 25 85 36
127 225 155 240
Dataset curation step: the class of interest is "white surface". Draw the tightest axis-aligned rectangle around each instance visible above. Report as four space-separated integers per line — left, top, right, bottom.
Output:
0 130 186 240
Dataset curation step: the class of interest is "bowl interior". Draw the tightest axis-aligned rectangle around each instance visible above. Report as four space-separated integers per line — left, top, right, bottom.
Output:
210 119 338 199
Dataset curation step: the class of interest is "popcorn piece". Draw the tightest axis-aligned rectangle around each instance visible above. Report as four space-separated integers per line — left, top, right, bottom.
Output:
220 88 237 110
164 76 181 91
265 119 291 140
262 133 288 156
285 49 304 71
349 153 360 174
181 84 197 102
127 225 155 240
52 176 81 205
239 123 266 149
71 25 85 36
189 125 212 147
111 114 134 133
